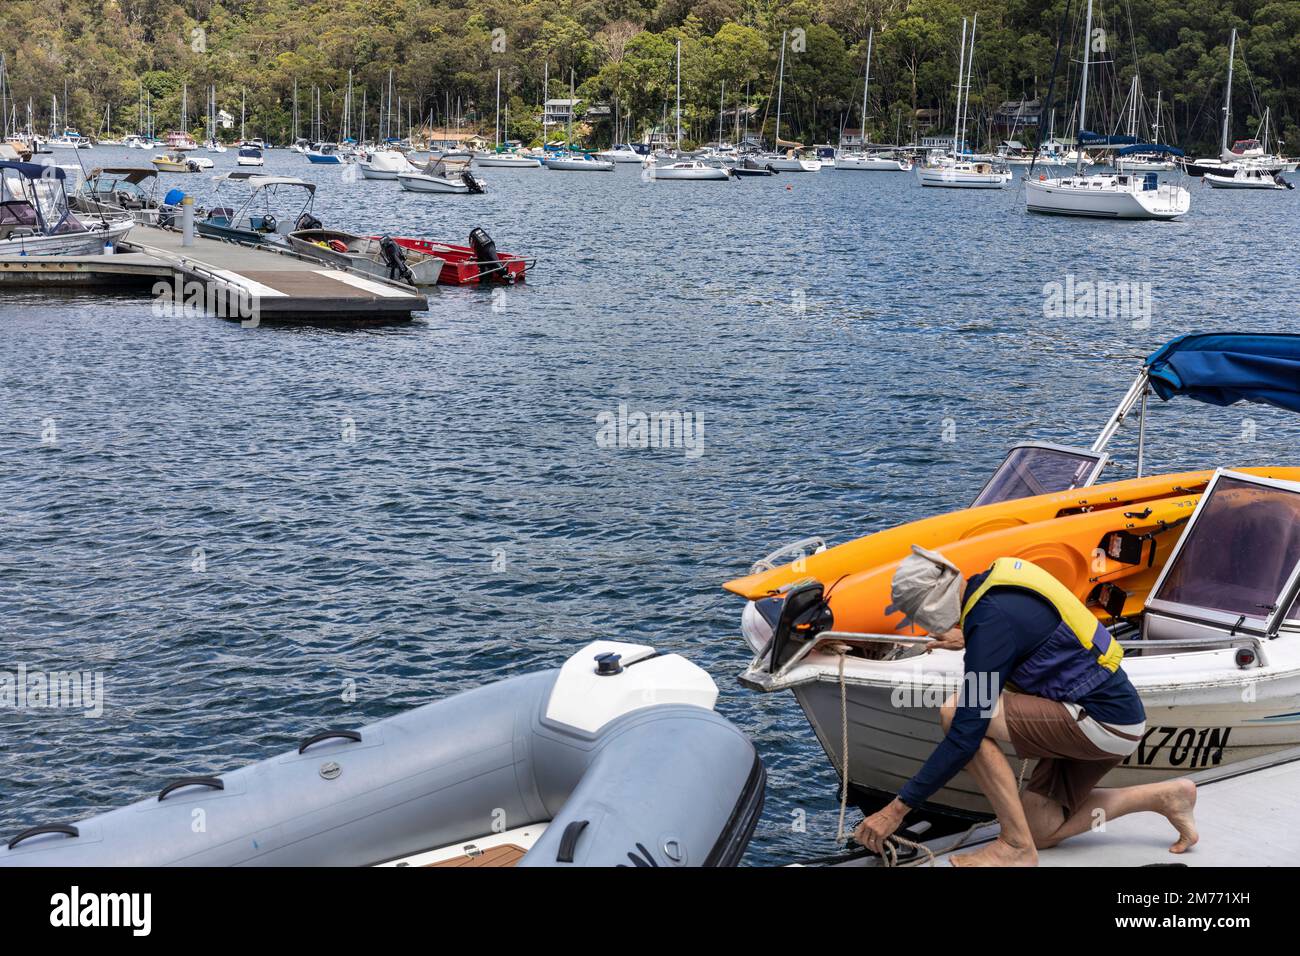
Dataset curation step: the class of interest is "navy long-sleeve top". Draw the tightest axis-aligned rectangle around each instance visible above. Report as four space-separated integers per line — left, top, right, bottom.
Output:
896 571 1145 809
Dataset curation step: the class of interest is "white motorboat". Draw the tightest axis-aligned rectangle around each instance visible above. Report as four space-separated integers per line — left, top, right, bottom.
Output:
70 166 170 225
916 157 1010 188
123 135 147 150
398 157 486 193
475 151 541 168
235 145 264 167
358 149 416 179
647 158 730 181
1204 167 1293 190
728 332 1300 817
46 128 92 150
595 143 647 164
0 160 133 256
541 152 615 172
1023 0 1191 219
837 151 912 171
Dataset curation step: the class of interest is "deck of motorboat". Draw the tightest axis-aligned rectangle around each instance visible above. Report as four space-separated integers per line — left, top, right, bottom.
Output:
0 223 427 320
829 746 1300 867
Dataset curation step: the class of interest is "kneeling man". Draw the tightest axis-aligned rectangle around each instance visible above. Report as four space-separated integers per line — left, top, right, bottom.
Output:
856 547 1198 866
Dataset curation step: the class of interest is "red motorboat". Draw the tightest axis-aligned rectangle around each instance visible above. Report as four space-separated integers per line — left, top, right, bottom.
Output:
374 228 533 285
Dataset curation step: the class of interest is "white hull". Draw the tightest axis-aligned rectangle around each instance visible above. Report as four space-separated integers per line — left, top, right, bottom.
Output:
542 156 615 171
648 163 729 181
474 155 542 168
836 156 911 171
1204 171 1289 190
1025 175 1191 218
236 156 264 167
398 173 470 193
0 219 133 257
358 164 401 180
785 637 1300 815
916 166 1010 188
765 157 821 172
595 151 645 164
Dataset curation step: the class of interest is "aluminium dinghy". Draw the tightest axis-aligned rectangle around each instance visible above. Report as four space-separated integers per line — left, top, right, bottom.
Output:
728 333 1300 817
0 641 764 867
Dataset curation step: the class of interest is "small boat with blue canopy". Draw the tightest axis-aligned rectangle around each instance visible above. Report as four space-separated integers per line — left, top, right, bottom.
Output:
0 160 133 256
729 332 1300 817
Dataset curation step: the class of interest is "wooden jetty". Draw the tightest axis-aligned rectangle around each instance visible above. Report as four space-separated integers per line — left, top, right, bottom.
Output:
0 224 428 321
826 746 1300 867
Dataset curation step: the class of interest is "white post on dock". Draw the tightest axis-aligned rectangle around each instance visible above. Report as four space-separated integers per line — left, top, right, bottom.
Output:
181 196 195 247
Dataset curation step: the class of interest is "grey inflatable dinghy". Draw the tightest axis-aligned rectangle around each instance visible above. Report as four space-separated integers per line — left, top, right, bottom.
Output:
0 641 764 867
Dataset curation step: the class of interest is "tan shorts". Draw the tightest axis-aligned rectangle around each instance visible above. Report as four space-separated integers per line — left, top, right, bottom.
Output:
1002 691 1145 817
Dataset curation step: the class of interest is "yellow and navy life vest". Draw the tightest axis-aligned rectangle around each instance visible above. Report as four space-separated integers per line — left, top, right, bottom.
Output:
961 557 1124 702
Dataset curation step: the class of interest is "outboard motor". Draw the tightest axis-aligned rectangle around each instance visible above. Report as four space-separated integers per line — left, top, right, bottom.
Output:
765 581 834 671
379 234 417 287
469 226 508 283
295 211 323 231
460 170 486 194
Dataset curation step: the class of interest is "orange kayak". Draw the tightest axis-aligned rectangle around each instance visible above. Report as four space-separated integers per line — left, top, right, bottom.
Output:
820 494 1202 634
724 467 1300 601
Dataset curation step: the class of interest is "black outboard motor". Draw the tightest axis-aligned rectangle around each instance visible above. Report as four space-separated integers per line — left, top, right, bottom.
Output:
766 581 834 671
295 211 323 231
460 170 486 194
468 227 508 283
379 234 417 287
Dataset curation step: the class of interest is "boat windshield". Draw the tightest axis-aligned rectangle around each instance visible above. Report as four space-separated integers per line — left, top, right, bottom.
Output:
1154 475 1300 622
972 444 1105 507
30 177 85 234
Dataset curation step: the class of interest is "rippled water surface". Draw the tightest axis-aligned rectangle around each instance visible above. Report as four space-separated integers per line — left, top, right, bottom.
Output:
2 148 1298 865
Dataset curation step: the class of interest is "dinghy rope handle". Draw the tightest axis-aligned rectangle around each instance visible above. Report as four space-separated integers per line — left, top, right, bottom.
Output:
827 642 1029 867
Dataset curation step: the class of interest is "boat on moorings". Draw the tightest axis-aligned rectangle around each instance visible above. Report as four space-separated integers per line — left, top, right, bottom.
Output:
151 151 205 173
0 161 133 256
358 149 416 179
398 157 486 193
726 333 1300 818
1204 167 1293 190
0 641 764 867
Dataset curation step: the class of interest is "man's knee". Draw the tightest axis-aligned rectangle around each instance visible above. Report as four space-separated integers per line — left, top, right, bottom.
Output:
939 692 959 731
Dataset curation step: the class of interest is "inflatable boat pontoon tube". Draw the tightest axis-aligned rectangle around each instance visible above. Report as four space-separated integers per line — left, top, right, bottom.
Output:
0 641 765 867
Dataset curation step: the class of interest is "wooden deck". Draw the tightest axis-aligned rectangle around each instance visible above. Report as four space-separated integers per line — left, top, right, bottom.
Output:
426 844 527 867
0 224 428 321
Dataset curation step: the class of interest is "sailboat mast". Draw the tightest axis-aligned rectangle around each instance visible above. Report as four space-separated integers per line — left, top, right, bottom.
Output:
860 27 874 147
774 30 787 149
495 69 501 150
1153 89 1162 142
675 39 681 151
962 15 977 152
1076 0 1094 173
1221 28 1236 157
718 81 724 145
568 69 575 148
952 18 967 156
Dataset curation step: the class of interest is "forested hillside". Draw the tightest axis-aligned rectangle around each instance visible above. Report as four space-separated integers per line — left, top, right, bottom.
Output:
2 0 1298 150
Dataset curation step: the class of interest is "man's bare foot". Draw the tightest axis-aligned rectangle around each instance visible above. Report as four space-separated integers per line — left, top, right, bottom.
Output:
1159 778 1198 853
949 837 1038 867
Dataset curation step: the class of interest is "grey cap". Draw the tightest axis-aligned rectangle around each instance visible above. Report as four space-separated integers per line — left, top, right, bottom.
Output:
890 545 964 635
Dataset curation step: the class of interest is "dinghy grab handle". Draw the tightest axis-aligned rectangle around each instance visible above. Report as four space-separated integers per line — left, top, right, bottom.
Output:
298 729 362 754
158 777 226 801
7 824 79 850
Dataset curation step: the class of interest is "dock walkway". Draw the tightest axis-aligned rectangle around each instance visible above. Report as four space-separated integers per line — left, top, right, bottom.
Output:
0 224 427 321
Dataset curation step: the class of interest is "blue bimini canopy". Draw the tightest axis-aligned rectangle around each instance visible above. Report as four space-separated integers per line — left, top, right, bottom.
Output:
1146 333 1300 413
1117 142 1185 157
1078 130 1139 146
0 160 66 179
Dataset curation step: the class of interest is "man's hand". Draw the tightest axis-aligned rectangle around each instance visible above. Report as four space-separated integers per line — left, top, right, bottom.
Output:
926 625 965 653
853 798 910 854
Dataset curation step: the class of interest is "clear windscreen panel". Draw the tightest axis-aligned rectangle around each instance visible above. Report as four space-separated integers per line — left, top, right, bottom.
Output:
1155 475 1300 622
971 445 1103 507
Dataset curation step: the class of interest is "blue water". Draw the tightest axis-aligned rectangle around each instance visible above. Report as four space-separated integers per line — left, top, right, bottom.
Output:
2 148 1298 865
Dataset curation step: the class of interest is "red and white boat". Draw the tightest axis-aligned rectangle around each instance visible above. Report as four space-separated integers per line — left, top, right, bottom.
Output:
164 130 199 152
376 229 534 285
